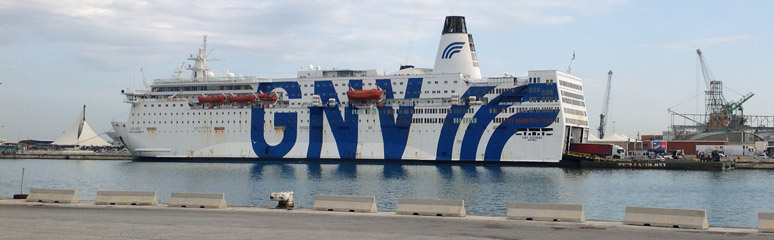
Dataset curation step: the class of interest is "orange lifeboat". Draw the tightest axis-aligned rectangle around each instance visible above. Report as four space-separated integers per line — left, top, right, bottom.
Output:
258 91 278 102
227 93 256 103
346 88 382 101
198 94 226 103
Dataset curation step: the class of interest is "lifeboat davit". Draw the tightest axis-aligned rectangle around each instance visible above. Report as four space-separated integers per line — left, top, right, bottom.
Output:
198 94 226 103
258 91 278 102
227 93 256 103
346 88 382 101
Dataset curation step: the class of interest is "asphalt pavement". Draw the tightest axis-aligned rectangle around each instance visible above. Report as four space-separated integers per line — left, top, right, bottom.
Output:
0 200 769 240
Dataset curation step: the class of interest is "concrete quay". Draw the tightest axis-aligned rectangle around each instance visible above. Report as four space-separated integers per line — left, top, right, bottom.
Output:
0 199 769 240
735 161 774 169
0 151 131 160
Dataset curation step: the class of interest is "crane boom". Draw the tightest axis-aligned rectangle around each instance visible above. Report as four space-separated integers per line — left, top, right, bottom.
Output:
697 49 727 119
696 49 715 91
597 70 613 139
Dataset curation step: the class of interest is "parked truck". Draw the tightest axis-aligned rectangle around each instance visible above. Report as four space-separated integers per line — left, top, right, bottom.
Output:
570 143 625 159
696 145 755 158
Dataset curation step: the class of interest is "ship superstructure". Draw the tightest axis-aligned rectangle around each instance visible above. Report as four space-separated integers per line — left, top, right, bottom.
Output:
112 16 590 162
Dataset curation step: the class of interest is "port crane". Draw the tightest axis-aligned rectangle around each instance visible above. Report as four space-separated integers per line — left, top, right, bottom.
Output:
696 49 754 130
597 70 613 139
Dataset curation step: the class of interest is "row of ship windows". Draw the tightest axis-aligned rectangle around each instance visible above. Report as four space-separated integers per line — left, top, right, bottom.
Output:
303 80 458 88
132 120 249 125
488 87 556 95
138 127 554 135
133 111 250 116
146 130 250 133
563 108 586 116
527 88 554 95
145 104 186 107
134 106 560 119
561 97 585 107
356 108 476 115
559 80 583 91
528 97 558 102
152 85 252 92
561 90 584 101
489 107 559 114
301 89 456 97
492 88 515 94
565 118 589 126
494 117 558 124
131 117 557 126
528 77 555 84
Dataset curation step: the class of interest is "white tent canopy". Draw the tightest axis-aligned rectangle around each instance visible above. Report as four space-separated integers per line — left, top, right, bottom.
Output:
588 134 600 142
52 106 111 147
589 133 633 143
602 133 632 142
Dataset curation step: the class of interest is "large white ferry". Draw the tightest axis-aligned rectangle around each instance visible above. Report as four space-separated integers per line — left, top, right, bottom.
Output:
112 16 590 163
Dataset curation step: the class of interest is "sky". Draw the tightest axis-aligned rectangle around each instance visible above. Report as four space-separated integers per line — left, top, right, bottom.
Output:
0 0 772 142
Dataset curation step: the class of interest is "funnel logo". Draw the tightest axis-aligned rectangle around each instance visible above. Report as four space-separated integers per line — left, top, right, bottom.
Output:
442 42 465 59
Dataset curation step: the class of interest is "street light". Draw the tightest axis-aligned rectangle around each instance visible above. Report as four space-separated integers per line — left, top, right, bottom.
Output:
612 121 616 133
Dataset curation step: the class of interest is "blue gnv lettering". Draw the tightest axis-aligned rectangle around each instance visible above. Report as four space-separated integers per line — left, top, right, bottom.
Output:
376 78 422 160
306 80 361 159
251 82 301 158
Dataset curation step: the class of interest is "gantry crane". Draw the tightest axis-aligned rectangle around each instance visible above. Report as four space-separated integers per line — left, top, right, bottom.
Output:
696 49 754 130
597 70 613 139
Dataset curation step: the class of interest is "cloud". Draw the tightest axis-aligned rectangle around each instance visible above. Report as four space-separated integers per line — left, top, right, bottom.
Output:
664 35 752 50
693 35 752 46
0 0 627 70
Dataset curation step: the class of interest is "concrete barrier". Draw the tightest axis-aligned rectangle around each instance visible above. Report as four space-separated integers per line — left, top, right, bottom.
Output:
759 212 774 233
95 191 158 206
623 206 708 230
168 192 227 209
506 202 585 223
26 188 79 203
396 198 465 217
312 195 377 213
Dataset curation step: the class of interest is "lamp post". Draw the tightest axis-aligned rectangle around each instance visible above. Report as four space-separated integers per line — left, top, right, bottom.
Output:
612 121 616 133
0 83 3 142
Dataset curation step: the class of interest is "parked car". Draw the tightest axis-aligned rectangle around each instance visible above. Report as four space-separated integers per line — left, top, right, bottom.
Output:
754 153 770 160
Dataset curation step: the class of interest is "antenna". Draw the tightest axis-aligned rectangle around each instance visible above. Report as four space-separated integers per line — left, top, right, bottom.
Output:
567 51 575 74
173 62 185 79
597 70 612 139
140 68 149 91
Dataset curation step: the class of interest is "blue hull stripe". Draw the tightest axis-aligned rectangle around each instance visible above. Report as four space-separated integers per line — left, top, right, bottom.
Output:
435 86 496 160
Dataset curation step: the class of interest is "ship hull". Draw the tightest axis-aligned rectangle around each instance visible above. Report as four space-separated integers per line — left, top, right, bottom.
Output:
114 73 588 163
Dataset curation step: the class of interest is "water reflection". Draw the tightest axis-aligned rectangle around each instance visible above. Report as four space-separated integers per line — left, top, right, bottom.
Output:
483 166 503 183
335 163 357 179
1 160 773 228
306 163 322 180
435 165 453 181
250 163 264 180
460 165 479 180
279 164 295 180
382 164 406 179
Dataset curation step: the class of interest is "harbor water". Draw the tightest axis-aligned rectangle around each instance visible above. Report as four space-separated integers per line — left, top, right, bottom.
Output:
1 159 773 228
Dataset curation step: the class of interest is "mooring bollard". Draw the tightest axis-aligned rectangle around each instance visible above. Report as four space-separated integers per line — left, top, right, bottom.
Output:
270 191 294 209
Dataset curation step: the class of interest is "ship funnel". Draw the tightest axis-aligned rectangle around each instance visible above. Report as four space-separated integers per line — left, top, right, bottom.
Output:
432 16 481 79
